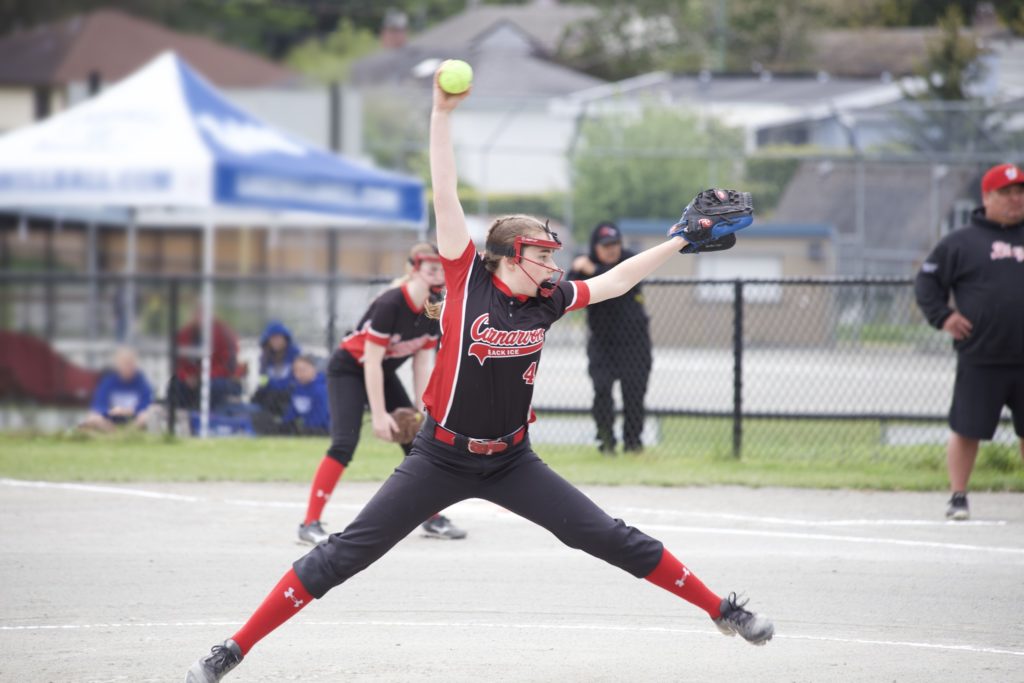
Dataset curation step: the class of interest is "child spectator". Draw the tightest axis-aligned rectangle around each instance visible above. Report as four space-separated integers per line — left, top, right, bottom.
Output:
252 321 301 416
281 355 329 435
80 347 155 431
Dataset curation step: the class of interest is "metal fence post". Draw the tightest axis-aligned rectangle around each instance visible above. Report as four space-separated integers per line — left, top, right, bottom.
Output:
167 278 179 437
326 229 338 352
732 279 744 459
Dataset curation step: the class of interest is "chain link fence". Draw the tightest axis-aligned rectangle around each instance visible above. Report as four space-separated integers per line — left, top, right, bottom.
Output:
4 272 1012 462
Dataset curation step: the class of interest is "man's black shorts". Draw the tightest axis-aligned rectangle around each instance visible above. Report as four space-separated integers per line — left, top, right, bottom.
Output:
949 362 1024 439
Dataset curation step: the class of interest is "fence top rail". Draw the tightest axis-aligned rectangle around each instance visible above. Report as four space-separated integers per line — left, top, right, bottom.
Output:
0 272 916 287
644 276 915 286
0 272 395 286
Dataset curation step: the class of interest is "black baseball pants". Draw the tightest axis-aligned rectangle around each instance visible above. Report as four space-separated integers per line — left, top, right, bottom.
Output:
293 430 665 599
588 340 652 449
326 349 413 466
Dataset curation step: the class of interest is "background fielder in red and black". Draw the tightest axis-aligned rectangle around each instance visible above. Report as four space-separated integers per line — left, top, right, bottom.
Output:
296 243 465 545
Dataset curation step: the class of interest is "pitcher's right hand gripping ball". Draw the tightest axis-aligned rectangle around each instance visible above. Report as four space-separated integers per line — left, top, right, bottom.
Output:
670 189 754 253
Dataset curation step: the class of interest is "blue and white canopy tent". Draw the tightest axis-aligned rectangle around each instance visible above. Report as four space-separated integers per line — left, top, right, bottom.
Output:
0 52 426 435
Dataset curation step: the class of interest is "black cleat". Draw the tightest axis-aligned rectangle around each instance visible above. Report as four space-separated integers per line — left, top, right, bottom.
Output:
298 520 329 545
713 593 774 646
421 514 467 540
185 639 243 682
946 492 969 521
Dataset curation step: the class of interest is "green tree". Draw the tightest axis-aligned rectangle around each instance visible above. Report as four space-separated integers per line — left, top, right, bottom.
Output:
557 1 702 80
910 6 984 102
0 1 530 58
995 0 1024 36
895 7 1001 155
818 0 982 28
570 104 745 237
559 0 821 78
286 19 380 83
726 0 822 72
361 91 429 176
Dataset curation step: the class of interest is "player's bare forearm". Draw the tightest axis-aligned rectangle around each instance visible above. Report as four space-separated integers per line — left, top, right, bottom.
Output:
412 349 432 411
429 109 470 260
361 345 389 419
586 236 687 304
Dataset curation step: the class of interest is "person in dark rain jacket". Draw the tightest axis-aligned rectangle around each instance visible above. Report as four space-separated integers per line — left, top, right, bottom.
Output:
915 163 1024 521
568 221 652 454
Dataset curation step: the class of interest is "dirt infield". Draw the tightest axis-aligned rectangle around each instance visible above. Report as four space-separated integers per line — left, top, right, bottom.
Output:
1 478 1022 682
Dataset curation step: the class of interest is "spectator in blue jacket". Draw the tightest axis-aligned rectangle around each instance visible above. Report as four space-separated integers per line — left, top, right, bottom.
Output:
252 321 301 416
281 354 330 435
80 347 155 431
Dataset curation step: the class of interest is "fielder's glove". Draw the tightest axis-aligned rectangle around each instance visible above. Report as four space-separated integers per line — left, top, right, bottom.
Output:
390 407 424 445
669 189 754 253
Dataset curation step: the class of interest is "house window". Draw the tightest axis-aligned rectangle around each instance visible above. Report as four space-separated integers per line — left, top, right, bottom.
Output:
697 255 782 303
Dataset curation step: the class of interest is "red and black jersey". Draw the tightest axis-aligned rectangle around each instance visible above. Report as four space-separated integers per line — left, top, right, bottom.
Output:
422 240 590 439
340 284 440 373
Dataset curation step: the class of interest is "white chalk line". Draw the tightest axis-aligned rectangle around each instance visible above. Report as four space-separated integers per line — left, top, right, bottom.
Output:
0 478 200 502
639 523 1024 555
618 506 1009 527
2 478 1011 527
3 478 1022 556
0 619 1021 658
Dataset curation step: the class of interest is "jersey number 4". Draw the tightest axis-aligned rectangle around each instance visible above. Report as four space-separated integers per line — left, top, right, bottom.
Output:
522 361 538 385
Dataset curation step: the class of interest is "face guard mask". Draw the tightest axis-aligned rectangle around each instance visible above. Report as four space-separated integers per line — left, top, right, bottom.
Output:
409 250 444 289
487 223 564 298
409 250 442 269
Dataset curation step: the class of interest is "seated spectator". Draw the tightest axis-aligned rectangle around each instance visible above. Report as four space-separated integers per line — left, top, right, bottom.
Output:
80 347 155 432
167 308 242 411
280 355 329 436
252 321 300 416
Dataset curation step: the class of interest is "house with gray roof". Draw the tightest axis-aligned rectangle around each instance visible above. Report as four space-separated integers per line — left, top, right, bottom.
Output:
351 2 605 195
567 70 920 154
772 160 982 275
352 2 599 96
0 8 298 132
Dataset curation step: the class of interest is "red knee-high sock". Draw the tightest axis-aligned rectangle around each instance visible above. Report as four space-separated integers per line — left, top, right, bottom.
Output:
645 548 723 618
230 569 312 655
303 456 345 525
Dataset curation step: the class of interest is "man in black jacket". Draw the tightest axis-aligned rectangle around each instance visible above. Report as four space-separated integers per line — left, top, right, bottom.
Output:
915 163 1024 520
569 222 652 454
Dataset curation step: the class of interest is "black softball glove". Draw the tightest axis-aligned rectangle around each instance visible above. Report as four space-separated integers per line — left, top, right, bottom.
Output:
669 189 754 254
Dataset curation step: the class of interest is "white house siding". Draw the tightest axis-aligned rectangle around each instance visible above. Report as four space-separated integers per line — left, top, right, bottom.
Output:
453 100 576 193
0 87 33 132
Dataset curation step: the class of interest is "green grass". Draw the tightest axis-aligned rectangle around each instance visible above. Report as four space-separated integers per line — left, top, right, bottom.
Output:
2 416 1022 491
836 323 933 345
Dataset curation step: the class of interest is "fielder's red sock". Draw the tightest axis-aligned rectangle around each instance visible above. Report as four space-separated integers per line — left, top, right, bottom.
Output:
303 456 345 525
230 569 312 655
645 548 723 618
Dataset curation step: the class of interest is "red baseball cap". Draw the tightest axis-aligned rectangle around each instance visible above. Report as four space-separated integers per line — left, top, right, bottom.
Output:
981 163 1024 194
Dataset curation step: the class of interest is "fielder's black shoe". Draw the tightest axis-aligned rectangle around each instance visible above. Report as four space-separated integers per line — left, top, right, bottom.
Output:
713 593 774 646
185 639 243 682
421 514 467 540
946 492 969 521
297 520 329 545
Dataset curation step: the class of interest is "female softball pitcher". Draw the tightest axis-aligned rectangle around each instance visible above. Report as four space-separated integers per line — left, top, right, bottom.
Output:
297 241 466 544
186 65 772 682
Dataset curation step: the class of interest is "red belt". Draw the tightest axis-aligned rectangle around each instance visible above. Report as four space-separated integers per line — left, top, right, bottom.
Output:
427 416 527 455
